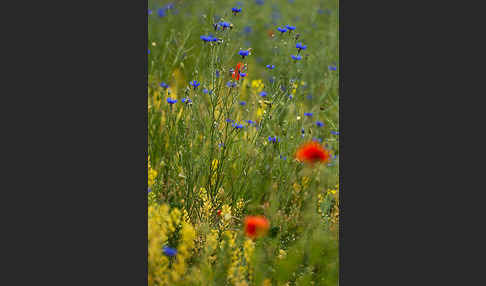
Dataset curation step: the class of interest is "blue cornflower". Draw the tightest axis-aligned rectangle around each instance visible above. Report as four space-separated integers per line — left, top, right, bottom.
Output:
301 128 305 134
190 80 200 89
157 8 166 17
167 98 177 104
316 121 324 127
269 77 275 84
232 7 242 15
288 94 293 99
312 137 323 143
203 88 209 94
291 55 302 61
266 64 275 70
232 122 245 129
200 35 211 42
286 25 296 31
227 81 237 88
226 119 234 123
163 246 177 257
277 27 287 33
296 42 307 52
280 155 287 160
268 136 279 143
239 50 250 58
218 21 231 29
259 91 267 97
328 65 337 71
331 131 340 135
160 82 169 89
240 101 246 106
148 9 152 15
304 112 313 117
215 70 220 78
246 120 256 125
239 72 247 78
181 98 192 104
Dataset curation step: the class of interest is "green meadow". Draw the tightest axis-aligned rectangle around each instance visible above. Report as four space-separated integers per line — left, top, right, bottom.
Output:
148 0 339 285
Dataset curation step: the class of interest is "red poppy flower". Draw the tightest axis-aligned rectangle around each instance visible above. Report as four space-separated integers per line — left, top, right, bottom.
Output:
232 62 244 81
217 209 222 216
244 215 270 239
295 141 331 164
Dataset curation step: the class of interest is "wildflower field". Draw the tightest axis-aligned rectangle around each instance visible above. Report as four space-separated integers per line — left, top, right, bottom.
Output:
148 0 339 285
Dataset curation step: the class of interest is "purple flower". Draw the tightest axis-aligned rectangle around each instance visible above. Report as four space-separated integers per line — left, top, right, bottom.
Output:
190 80 200 89
291 55 302 61
232 7 242 15
240 101 246 106
167 98 177 104
304 112 313 117
163 246 177 257
277 27 287 33
266 64 275 70
328 65 337 71
285 25 296 31
239 50 250 58
316 121 324 127
232 122 245 129
331 131 339 135
296 42 307 52
160 82 169 89
259 91 267 97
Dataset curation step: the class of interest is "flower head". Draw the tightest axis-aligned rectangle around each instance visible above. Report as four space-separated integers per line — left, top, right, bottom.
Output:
226 81 237 88
203 88 209 94
296 42 307 52
291 55 302 61
239 101 246 106
167 98 177 104
163 246 177 257
160 82 169 89
277 27 287 33
285 25 296 31
239 50 250 58
304 112 313 117
295 141 331 164
331 130 340 135
316 121 324 127
266 64 275 70
246 120 256 125
181 98 192 104
190 80 200 89
157 8 166 18
268 136 279 143
232 7 242 15
244 216 270 239
259 91 267 97
232 122 245 129
329 65 337 71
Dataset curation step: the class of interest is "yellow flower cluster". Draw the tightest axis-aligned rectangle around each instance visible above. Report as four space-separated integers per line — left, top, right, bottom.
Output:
251 79 264 93
199 187 214 222
148 156 158 188
219 204 232 230
148 204 196 286
225 230 253 286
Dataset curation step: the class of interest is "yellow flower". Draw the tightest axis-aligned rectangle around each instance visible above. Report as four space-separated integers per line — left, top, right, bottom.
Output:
148 156 157 188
